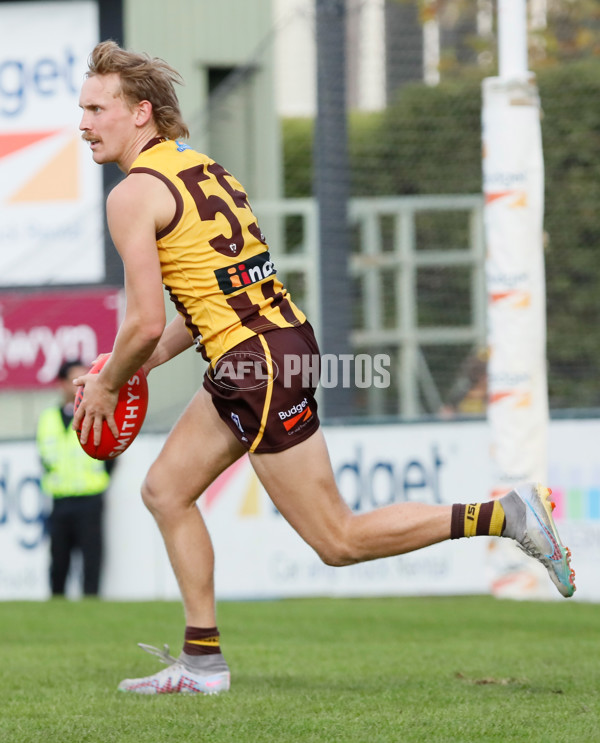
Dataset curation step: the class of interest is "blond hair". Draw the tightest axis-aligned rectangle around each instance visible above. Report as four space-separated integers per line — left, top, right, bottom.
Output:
87 40 190 139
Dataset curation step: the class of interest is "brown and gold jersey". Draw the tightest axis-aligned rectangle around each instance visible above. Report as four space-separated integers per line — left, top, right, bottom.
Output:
128 139 306 363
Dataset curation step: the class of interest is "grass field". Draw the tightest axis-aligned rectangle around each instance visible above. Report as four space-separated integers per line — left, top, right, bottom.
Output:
0 596 598 743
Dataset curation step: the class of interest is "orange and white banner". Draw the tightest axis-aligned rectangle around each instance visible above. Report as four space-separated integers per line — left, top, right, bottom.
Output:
0 1 102 286
482 75 549 495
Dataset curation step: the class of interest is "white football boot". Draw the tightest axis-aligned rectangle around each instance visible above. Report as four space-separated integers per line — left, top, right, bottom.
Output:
118 643 230 695
501 483 576 598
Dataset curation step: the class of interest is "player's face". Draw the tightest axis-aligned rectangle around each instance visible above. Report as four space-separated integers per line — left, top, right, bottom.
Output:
79 73 138 167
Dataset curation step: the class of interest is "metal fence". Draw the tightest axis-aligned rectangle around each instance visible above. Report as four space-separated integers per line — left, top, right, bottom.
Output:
255 193 486 419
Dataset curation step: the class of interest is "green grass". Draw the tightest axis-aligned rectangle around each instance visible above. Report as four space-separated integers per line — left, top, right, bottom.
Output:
0 597 598 742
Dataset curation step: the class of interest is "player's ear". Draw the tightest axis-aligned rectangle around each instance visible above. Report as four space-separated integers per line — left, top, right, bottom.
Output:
136 100 153 127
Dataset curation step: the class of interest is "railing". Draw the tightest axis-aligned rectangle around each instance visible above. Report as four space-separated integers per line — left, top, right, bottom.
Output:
254 194 486 418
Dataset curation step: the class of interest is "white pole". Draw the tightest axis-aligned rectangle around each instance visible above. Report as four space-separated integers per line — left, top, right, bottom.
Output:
498 0 528 78
482 0 551 597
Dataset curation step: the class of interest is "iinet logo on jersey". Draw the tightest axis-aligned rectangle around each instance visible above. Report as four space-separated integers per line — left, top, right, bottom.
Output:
214 252 276 295
278 397 313 432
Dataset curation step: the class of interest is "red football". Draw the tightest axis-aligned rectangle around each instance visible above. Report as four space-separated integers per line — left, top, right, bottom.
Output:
74 354 149 460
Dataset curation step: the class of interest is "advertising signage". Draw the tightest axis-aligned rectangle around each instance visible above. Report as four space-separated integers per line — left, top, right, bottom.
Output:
0 1 103 286
0 288 120 388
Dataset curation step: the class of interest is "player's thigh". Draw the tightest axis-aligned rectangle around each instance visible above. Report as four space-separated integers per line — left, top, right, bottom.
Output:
249 428 352 553
145 386 246 504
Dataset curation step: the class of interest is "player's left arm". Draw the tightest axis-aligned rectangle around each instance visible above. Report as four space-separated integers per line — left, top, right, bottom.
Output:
74 174 168 446
142 312 195 375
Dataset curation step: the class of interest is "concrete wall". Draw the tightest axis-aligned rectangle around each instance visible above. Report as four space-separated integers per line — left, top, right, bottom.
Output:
124 0 281 200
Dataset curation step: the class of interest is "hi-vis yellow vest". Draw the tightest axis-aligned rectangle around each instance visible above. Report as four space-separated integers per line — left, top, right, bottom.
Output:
36 408 111 498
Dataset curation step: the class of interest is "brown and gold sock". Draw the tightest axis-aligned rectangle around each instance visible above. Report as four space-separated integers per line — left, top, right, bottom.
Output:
450 500 506 539
183 626 222 656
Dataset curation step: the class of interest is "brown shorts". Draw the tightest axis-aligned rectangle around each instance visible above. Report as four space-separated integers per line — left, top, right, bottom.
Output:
203 322 321 454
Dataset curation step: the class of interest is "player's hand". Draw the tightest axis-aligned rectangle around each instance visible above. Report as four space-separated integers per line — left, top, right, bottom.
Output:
72 371 120 445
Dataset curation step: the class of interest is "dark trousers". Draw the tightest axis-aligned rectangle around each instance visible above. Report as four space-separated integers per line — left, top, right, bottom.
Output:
48 494 104 596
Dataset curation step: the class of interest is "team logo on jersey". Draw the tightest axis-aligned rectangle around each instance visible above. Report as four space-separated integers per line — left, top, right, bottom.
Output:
214 252 276 295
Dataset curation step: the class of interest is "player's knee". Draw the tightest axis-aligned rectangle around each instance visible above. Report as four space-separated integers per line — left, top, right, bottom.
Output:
140 473 166 515
141 468 198 517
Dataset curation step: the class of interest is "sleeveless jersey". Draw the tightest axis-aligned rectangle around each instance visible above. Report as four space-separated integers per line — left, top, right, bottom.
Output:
128 139 306 363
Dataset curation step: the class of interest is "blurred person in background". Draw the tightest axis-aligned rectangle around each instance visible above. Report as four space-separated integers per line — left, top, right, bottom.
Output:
37 359 115 597
439 348 488 418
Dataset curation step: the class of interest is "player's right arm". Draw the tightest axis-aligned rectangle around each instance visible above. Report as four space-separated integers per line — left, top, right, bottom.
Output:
103 174 168 386
74 173 167 446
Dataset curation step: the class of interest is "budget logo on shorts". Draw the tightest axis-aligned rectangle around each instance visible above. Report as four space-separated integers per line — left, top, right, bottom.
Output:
279 398 313 432
211 351 279 390
214 252 276 295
